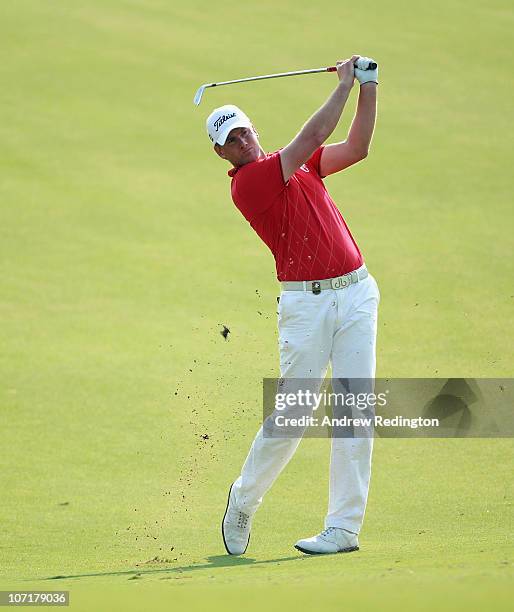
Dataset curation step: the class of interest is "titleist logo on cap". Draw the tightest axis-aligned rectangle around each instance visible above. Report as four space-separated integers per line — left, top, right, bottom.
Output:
214 112 236 132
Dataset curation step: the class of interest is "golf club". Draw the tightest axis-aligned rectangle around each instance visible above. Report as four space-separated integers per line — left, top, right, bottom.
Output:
193 61 377 106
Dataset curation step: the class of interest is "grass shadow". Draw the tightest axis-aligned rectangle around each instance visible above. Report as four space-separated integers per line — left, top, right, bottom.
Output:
33 554 305 582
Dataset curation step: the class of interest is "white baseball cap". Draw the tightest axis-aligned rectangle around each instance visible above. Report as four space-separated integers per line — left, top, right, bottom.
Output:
206 104 253 146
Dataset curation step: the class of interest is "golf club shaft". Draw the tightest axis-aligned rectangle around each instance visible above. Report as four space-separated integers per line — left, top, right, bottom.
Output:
193 62 377 105
205 66 337 89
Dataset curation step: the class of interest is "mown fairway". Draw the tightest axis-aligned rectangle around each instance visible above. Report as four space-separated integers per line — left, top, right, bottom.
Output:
1 1 513 610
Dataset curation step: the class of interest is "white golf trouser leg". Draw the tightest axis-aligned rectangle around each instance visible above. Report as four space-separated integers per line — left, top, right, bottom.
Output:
232 289 335 515
325 274 380 533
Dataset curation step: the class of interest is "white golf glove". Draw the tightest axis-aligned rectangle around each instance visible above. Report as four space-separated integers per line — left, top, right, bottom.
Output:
354 56 378 85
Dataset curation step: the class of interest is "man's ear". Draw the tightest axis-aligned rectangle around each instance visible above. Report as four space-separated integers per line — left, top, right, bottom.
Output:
214 143 226 159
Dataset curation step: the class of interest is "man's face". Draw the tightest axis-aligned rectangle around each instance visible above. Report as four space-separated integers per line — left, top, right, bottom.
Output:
214 126 261 167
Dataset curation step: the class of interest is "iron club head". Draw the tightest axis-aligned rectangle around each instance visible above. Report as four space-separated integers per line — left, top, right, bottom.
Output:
193 84 207 106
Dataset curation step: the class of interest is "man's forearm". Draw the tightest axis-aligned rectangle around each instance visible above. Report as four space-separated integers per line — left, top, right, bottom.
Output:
346 83 377 156
299 82 353 146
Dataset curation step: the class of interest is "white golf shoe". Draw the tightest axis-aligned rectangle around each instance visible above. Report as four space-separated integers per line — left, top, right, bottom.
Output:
222 483 252 555
294 527 359 555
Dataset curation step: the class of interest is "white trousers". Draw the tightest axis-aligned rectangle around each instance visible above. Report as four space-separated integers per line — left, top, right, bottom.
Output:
232 273 380 534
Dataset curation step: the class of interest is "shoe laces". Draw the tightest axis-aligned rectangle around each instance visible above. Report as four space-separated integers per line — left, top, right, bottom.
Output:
320 527 337 538
236 510 249 529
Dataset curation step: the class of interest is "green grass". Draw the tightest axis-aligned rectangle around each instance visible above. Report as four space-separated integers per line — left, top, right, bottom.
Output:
1 0 513 610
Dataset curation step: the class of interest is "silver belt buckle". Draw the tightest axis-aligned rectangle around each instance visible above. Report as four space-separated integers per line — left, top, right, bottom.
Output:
331 274 350 290
311 281 321 295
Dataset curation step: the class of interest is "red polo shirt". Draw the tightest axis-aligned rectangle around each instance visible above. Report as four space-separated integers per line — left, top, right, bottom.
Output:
228 147 363 281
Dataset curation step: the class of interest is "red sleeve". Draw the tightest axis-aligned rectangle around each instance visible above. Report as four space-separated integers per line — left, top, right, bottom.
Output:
231 152 286 220
305 146 326 178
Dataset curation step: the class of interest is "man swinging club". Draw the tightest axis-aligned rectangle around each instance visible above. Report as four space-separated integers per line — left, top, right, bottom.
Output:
205 55 380 555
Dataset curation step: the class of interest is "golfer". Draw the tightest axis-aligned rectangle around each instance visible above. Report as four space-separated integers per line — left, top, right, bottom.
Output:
206 55 380 555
